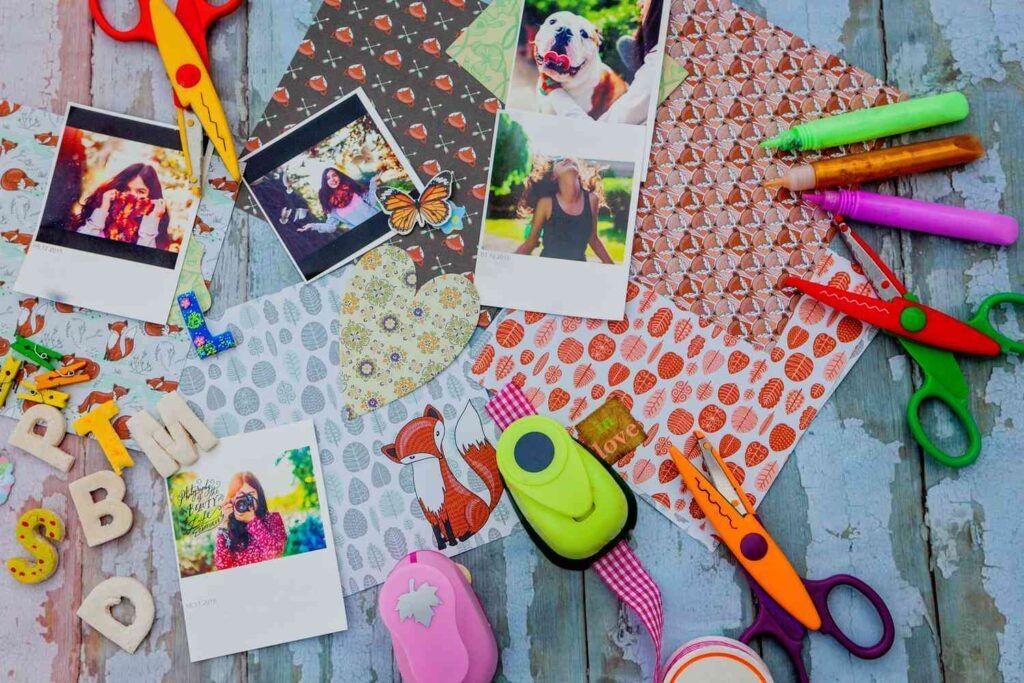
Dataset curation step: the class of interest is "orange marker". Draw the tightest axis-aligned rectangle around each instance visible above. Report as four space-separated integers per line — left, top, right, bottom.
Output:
764 134 985 191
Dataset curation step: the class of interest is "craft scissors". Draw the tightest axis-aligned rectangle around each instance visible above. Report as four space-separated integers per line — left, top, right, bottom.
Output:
88 0 243 185
669 434 895 682
785 225 1024 468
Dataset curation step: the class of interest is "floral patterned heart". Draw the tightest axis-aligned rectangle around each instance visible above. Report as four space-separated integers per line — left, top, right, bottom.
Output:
339 245 479 417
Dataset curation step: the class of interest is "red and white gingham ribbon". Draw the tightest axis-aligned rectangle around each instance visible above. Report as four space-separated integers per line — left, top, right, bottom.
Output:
486 383 664 678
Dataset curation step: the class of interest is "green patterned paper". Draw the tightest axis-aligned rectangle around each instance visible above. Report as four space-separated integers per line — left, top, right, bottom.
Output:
339 246 480 418
168 239 211 325
446 0 687 105
445 0 524 102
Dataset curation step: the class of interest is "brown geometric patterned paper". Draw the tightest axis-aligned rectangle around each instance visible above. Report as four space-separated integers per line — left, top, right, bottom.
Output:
636 0 901 349
248 0 497 319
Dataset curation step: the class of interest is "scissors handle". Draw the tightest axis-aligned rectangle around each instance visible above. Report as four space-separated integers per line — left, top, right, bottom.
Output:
805 574 896 659
967 292 1024 355
88 0 155 43
739 579 811 683
900 337 982 468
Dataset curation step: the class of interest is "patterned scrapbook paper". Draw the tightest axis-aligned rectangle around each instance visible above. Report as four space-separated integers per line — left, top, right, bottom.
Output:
0 101 236 435
176 269 519 595
635 0 901 349
470 255 875 545
248 0 497 303
445 0 523 102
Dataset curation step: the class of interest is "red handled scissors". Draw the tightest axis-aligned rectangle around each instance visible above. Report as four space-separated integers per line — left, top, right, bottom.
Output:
88 0 243 185
670 433 895 683
785 225 1024 468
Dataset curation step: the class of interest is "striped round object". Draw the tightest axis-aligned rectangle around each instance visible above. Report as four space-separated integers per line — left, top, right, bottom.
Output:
661 637 773 683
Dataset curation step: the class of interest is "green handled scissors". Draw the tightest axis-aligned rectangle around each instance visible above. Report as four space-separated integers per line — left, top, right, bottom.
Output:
786 226 1024 468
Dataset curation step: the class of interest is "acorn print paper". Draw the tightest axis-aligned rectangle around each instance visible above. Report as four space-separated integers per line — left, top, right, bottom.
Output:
634 0 901 349
471 254 875 545
248 0 495 307
338 246 479 417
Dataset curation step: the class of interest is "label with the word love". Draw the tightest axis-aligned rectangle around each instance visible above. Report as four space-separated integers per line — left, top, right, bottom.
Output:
575 396 647 466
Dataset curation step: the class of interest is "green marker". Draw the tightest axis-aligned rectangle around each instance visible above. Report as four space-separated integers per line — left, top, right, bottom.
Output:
762 91 970 152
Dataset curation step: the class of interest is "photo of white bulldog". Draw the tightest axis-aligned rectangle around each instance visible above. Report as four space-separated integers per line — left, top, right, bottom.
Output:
531 11 627 119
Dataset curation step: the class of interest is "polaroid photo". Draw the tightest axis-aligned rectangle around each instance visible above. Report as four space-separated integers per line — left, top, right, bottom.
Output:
243 87 421 282
165 420 347 661
475 110 644 319
14 104 200 324
506 0 671 137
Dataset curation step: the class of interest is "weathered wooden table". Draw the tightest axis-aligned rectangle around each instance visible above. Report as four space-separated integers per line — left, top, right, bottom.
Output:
0 1 1021 681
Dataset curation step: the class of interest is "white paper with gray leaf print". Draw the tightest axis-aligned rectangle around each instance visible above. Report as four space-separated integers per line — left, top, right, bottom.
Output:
176 269 519 595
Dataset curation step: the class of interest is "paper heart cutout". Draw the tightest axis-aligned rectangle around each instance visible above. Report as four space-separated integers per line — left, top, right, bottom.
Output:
339 245 479 417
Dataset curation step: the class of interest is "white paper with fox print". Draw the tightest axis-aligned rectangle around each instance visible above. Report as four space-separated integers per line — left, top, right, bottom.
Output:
0 102 236 437
175 269 519 596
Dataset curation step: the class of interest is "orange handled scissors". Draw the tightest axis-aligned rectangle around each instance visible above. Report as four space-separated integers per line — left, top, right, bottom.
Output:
88 0 243 185
669 432 895 682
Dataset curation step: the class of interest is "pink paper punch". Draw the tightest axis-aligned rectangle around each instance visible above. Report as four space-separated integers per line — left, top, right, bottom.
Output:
380 550 498 683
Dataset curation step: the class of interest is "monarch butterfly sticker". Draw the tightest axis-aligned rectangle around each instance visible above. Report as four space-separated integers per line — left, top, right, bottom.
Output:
376 170 454 235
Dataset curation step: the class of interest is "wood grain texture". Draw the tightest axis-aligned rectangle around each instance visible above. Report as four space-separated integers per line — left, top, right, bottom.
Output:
0 0 1021 681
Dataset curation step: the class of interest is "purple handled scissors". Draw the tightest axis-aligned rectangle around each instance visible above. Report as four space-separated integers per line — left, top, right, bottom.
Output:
670 433 895 682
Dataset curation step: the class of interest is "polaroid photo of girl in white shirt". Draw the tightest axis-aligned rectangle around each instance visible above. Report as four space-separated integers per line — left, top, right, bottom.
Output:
243 88 421 282
15 104 201 324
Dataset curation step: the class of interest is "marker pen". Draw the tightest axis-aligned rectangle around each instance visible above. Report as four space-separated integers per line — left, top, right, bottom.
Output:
762 92 970 152
803 190 1019 246
763 135 985 192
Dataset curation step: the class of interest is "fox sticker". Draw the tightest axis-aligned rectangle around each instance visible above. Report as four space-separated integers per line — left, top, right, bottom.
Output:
382 403 504 550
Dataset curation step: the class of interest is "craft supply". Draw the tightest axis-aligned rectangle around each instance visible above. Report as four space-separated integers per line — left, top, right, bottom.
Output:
74 401 134 475
661 637 773 683
178 290 236 359
88 0 242 183
69 470 134 547
164 421 348 662
380 550 498 683
16 382 69 409
338 246 479 418
574 395 647 465
8 404 73 472
486 383 664 679
0 355 21 407
669 432 895 683
764 135 985 192
785 225 1024 467
0 456 14 504
77 576 155 654
34 360 92 390
377 171 455 236
804 190 1020 246
496 414 636 569
6 508 63 585
11 336 61 370
128 391 218 477
762 92 970 152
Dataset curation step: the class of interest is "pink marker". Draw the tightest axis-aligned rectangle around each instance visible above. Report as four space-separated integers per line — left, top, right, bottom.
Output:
804 190 1019 246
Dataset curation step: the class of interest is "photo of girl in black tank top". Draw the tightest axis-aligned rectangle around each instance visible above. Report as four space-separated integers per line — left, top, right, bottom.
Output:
514 158 615 264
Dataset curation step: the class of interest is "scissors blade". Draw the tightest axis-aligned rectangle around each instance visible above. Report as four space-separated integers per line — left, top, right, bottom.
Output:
177 108 205 190
670 438 823 631
836 226 906 302
694 431 750 516
149 0 241 182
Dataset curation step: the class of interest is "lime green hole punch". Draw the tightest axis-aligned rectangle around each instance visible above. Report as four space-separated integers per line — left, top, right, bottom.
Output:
496 415 636 570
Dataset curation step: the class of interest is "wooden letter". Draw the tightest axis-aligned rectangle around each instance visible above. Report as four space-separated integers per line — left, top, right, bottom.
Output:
74 401 133 475
6 508 63 584
68 470 133 547
9 404 73 472
127 391 218 477
77 577 155 653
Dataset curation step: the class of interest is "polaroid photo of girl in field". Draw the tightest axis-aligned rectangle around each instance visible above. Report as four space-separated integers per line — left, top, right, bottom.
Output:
476 110 644 320
243 88 421 282
165 420 346 662
14 104 200 324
